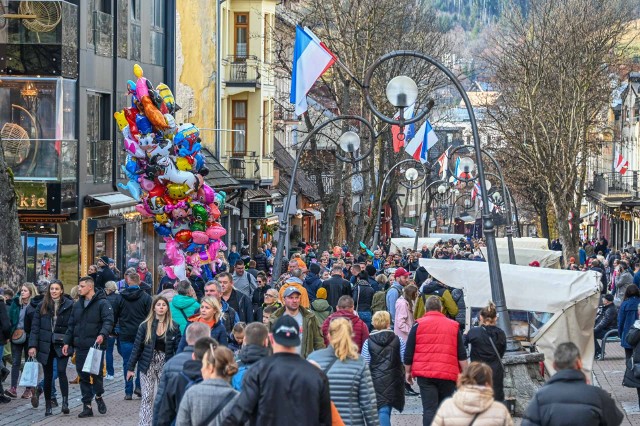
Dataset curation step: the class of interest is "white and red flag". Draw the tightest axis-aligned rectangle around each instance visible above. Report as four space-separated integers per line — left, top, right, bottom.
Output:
614 151 629 175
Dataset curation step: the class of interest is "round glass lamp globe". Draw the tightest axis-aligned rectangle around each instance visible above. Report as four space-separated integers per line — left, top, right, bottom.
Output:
386 76 418 108
338 131 360 153
405 167 419 182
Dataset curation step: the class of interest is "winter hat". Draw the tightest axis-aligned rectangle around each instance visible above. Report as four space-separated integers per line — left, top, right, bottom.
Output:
529 260 540 267
316 287 327 300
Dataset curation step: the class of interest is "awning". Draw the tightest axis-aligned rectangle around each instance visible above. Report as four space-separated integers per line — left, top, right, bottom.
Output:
87 192 138 217
459 214 476 224
580 210 595 219
305 208 321 220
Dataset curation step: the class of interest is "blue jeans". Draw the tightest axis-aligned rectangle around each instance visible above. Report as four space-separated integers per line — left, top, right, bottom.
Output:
38 358 57 398
106 336 116 376
117 340 140 395
378 405 392 426
358 311 372 331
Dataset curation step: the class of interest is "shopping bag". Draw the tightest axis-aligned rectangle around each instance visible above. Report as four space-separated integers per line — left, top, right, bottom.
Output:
82 344 104 376
18 357 39 387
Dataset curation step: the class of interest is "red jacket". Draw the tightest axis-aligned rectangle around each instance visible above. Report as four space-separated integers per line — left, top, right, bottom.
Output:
321 310 369 352
412 311 460 381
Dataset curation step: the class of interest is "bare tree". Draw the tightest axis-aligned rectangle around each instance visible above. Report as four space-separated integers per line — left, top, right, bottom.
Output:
485 0 631 262
275 0 450 250
0 143 25 290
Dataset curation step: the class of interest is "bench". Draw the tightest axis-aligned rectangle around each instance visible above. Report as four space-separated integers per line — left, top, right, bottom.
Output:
600 329 620 359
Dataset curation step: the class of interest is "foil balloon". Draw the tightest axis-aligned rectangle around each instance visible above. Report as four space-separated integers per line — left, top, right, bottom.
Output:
191 204 208 223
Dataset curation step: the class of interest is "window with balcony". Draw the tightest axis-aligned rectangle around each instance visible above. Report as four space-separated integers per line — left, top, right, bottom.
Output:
87 0 112 56
235 13 249 58
263 100 271 154
232 100 247 156
150 0 165 65
86 92 112 184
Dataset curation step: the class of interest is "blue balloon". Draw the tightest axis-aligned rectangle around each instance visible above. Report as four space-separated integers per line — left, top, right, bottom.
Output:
154 223 172 237
201 264 213 281
136 114 153 134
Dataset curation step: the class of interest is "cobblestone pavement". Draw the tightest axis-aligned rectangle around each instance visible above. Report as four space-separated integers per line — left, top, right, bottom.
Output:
2 343 639 425
0 351 139 426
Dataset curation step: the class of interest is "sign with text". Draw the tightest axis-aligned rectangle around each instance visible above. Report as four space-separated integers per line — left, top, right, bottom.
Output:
15 182 48 211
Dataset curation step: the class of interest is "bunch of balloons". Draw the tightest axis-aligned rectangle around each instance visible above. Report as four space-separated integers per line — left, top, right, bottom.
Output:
114 64 228 282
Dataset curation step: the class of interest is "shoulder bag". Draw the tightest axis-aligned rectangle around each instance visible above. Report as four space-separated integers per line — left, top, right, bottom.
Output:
11 328 26 345
202 390 236 425
482 326 506 377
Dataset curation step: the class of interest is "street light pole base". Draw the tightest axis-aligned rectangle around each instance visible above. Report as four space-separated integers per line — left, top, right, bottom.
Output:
503 351 546 416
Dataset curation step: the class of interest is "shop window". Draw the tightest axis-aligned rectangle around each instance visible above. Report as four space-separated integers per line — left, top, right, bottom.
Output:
232 100 247 156
235 13 249 58
125 220 145 269
86 92 112 184
22 233 59 283
0 77 78 181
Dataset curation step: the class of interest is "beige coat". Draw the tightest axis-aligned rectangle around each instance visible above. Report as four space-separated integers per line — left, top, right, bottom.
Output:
432 385 514 426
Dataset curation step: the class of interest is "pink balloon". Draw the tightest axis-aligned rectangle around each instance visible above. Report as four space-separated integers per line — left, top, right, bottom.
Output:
191 231 209 245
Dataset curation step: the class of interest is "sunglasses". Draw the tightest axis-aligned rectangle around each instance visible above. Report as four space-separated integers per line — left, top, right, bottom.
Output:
265 293 277 298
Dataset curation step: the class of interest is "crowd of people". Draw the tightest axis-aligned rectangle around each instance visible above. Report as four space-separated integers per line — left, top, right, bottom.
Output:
0 237 630 425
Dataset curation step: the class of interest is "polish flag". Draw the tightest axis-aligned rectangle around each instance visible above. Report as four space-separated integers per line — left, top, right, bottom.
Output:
615 151 629 175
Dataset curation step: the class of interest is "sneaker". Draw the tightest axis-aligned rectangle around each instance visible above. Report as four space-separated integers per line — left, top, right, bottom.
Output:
134 387 142 398
104 375 114 381
0 394 11 403
31 386 41 408
0 367 9 382
95 396 107 414
21 388 33 399
4 387 17 398
124 394 132 400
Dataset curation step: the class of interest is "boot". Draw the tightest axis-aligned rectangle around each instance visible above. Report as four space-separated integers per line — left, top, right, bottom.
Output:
44 399 52 417
61 396 69 414
78 404 93 418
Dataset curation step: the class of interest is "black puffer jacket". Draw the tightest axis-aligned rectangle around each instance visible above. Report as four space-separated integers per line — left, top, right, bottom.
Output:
95 266 116 289
524 368 623 426
114 286 152 342
127 319 181 374
24 294 45 335
451 288 466 328
64 289 114 351
594 303 617 334
352 280 375 312
623 324 640 389
367 330 405 411
28 296 74 365
155 359 203 426
251 285 271 315
253 253 268 272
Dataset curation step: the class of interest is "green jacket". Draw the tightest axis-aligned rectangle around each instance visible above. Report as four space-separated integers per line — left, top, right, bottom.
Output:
170 294 200 333
269 305 325 358
414 286 459 320
8 296 21 333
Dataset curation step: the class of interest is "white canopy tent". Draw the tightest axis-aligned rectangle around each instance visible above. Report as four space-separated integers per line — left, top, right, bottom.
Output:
390 238 442 253
479 247 562 269
495 237 549 251
419 259 601 376
430 233 466 241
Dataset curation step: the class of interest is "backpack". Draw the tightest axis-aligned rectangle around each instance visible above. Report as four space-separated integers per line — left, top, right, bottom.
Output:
371 286 400 314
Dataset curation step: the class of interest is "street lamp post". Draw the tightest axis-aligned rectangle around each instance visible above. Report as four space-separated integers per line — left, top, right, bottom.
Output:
363 50 521 352
272 115 376 282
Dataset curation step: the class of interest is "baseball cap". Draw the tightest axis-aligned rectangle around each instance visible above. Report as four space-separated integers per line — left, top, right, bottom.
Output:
394 267 411 278
272 315 301 347
283 286 302 297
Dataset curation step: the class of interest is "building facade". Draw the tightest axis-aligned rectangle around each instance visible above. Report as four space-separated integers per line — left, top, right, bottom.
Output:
1 0 176 288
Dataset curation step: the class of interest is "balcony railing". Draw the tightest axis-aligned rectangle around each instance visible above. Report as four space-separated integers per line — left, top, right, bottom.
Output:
0 1 78 78
87 139 112 184
222 151 263 180
223 56 274 86
1 138 77 182
591 172 640 198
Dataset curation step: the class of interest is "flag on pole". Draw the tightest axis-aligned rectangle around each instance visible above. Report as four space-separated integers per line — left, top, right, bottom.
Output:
404 119 437 163
615 151 629 175
290 26 336 116
436 147 449 179
391 105 415 152
452 156 461 184
471 181 481 201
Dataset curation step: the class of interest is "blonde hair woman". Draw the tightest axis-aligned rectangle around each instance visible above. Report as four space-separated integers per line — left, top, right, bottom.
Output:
126 296 181 426
6 282 39 399
433 362 513 425
175 346 238 426
308 318 379 425
176 296 228 352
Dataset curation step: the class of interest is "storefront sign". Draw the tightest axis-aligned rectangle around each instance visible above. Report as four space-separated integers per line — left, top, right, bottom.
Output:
15 182 48 211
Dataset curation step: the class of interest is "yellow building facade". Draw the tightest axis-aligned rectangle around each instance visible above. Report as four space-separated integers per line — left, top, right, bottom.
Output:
176 0 275 186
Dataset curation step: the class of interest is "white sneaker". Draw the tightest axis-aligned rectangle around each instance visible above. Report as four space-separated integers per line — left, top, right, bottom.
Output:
105 375 114 380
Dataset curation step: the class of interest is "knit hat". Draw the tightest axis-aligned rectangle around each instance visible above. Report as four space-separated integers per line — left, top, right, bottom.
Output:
316 287 327 300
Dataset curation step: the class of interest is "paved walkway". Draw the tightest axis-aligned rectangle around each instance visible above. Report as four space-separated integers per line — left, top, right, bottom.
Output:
2 343 640 425
0 351 139 426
